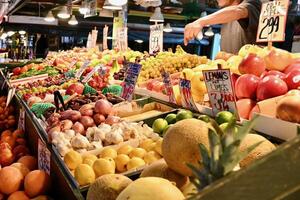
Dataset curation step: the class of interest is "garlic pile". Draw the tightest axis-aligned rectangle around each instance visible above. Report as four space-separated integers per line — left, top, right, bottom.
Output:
50 121 159 156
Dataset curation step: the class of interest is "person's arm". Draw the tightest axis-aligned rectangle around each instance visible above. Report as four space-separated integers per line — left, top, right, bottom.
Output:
184 5 249 45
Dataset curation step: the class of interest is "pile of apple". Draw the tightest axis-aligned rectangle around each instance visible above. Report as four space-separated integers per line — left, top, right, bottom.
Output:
234 47 300 119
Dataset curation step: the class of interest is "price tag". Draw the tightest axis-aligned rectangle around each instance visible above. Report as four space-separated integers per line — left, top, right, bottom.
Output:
38 139 51 175
121 63 142 101
82 65 102 83
6 87 16 107
161 71 176 104
112 17 124 48
179 79 198 111
202 69 239 117
18 108 25 131
75 60 90 79
256 0 289 42
68 59 77 69
103 25 108 50
149 24 163 54
116 27 128 51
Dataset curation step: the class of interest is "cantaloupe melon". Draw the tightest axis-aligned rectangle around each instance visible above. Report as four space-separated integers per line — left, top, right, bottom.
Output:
0 166 23 195
87 174 132 200
24 170 51 198
239 134 276 167
17 156 38 171
140 160 189 190
116 177 184 200
162 119 209 176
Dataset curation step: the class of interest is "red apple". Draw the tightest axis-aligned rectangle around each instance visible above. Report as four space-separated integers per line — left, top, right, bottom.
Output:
249 104 260 119
261 70 286 80
235 74 259 100
12 67 21 76
256 75 288 101
231 73 240 88
238 53 266 76
152 82 165 93
284 62 300 74
117 56 124 65
236 99 256 120
20 66 28 74
66 83 84 95
285 69 300 90
264 48 293 71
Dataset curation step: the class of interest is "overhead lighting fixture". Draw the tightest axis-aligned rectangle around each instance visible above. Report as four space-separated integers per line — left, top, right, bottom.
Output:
7 31 15 37
108 0 127 6
68 15 78 25
204 27 214 37
103 0 122 10
79 1 90 15
57 6 70 19
150 7 164 23
163 23 172 32
45 11 56 22
18 30 26 35
135 39 143 43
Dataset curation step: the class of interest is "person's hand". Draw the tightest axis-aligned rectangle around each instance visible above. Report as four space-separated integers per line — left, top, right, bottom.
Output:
184 20 204 46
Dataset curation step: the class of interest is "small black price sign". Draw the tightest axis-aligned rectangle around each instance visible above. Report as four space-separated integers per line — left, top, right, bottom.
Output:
256 0 289 42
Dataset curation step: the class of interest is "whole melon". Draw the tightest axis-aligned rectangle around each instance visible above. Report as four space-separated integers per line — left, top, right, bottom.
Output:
17 156 38 171
140 159 189 190
0 166 23 195
87 174 132 200
239 134 276 167
24 170 51 198
117 177 184 200
162 119 209 176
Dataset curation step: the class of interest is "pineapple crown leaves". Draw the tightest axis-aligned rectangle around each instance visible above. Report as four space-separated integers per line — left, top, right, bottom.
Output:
187 116 263 198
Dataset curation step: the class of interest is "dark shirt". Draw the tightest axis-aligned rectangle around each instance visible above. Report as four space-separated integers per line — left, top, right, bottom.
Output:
221 0 262 54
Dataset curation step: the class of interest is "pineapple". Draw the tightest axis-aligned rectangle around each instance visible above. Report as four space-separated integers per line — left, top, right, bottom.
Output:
187 117 262 199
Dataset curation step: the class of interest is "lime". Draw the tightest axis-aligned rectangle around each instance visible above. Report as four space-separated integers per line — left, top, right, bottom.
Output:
219 123 238 135
215 111 235 125
152 118 168 134
198 115 211 123
165 113 177 124
176 110 193 122
162 124 172 136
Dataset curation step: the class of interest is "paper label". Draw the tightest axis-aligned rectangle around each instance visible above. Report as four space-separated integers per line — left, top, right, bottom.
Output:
75 60 90 79
112 17 124 48
103 25 108 50
179 79 198 111
18 108 25 131
68 59 77 69
149 24 163 54
82 65 102 83
116 27 128 51
6 87 15 107
256 0 289 42
161 71 176 104
38 139 51 175
202 69 239 118
121 63 142 101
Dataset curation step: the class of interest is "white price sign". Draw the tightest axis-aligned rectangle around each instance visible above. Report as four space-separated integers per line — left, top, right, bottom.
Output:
116 27 128 51
149 24 163 54
256 0 289 42
18 108 25 131
38 139 51 175
202 69 239 118
103 25 108 50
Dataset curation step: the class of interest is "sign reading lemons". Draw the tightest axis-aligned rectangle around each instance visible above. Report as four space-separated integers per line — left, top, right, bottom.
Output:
256 0 289 42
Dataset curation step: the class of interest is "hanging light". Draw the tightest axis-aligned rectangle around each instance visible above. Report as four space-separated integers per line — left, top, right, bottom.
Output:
18 30 26 35
57 6 70 19
68 15 78 25
79 1 90 15
108 0 127 6
7 31 15 37
103 0 122 10
44 11 55 22
150 7 164 23
163 23 172 32
135 39 143 43
204 27 214 37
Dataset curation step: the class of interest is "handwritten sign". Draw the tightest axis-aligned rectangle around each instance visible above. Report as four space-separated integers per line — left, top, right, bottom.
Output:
6 87 15 107
256 0 289 42
112 17 124 48
38 139 51 175
149 24 163 54
68 59 77 69
121 63 142 101
75 60 90 79
161 71 176 104
116 27 128 51
82 65 101 83
179 79 198 111
202 69 238 117
103 25 108 50
18 108 25 131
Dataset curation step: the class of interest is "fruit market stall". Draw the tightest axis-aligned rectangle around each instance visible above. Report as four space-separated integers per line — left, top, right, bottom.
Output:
1 41 300 200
